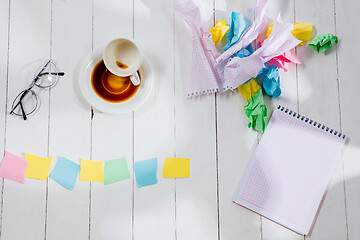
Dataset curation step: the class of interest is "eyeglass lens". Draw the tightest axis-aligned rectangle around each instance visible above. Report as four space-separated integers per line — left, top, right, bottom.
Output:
34 60 61 88
11 89 38 119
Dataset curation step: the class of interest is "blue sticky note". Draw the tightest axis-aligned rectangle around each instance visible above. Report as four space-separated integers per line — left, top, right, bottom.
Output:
223 12 251 51
133 158 158 187
49 157 80 190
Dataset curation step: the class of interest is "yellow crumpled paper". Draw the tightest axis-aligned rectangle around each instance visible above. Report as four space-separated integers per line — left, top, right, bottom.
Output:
210 20 230 46
238 78 261 101
266 22 312 46
238 79 268 133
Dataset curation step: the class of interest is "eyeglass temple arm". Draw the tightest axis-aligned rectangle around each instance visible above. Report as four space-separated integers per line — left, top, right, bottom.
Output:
10 89 29 113
19 99 27 120
37 72 65 77
9 90 29 120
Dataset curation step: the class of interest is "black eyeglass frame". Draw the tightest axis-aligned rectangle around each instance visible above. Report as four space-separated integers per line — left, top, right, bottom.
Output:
9 59 65 120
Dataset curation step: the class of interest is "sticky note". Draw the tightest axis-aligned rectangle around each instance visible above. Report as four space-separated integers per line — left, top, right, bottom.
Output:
25 153 52 180
133 158 157 187
104 157 131 185
163 157 190 178
0 151 28 183
80 159 104 182
49 157 80 190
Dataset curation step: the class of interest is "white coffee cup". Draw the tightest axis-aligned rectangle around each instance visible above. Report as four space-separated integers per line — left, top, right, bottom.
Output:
103 38 142 86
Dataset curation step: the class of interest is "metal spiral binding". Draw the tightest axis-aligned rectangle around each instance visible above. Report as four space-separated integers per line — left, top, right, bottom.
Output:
277 105 346 140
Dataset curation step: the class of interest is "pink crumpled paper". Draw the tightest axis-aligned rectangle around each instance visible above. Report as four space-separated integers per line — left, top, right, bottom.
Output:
258 40 301 71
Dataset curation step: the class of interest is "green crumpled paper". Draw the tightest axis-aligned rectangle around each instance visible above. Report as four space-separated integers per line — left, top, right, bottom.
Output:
309 33 338 54
243 89 268 132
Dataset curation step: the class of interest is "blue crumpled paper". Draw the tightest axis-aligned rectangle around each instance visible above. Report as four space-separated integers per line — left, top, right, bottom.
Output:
256 64 281 98
221 10 281 99
222 12 251 51
233 44 254 58
223 12 254 83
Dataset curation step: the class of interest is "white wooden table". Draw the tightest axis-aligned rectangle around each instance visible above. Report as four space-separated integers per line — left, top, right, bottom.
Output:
0 0 358 239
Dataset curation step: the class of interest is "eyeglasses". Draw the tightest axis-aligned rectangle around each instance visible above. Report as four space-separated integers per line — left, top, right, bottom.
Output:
10 59 65 120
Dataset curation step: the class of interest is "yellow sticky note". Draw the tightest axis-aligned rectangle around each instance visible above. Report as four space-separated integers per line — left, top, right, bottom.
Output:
210 20 230 46
80 159 104 182
163 157 190 178
25 153 52 180
238 78 261 101
266 22 312 46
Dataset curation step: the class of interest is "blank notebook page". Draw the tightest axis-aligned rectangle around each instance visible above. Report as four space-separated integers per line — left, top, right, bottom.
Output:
233 105 347 235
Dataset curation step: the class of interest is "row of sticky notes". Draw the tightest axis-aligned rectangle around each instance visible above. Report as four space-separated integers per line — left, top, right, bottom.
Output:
0 151 190 190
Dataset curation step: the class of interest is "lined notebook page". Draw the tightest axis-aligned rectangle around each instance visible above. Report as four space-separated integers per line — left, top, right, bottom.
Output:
233 105 347 235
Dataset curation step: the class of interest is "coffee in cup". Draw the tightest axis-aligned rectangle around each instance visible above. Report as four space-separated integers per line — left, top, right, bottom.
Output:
91 60 140 103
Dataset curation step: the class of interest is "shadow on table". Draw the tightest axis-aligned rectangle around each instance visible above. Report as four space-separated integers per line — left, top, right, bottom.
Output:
307 172 358 239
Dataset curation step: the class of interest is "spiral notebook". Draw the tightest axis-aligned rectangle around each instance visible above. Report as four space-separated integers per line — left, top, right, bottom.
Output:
233 105 347 235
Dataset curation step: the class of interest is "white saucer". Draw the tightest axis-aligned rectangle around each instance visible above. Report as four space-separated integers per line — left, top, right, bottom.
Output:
78 47 153 114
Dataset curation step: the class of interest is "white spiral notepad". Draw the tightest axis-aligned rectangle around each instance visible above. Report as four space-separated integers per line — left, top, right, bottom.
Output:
233 105 347 235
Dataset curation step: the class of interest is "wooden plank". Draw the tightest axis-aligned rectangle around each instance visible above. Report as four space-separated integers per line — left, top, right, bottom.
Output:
1 0 51 239
215 0 301 239
336 0 360 239
0 0 9 234
215 0 261 239
261 1 304 240
90 0 133 239
265 1 298 127
45 0 92 239
174 0 218 239
295 0 347 239
132 0 176 239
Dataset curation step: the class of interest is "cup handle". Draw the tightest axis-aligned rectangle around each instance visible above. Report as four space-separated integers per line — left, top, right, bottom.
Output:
130 72 141 86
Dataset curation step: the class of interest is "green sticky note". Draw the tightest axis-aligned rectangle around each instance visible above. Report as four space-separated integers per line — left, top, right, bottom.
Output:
309 33 338 54
104 157 131 185
244 89 268 132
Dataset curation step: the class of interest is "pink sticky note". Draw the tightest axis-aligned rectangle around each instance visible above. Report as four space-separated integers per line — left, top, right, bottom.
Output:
0 151 28 183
